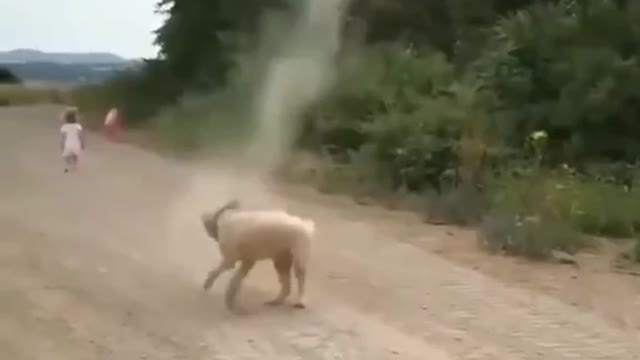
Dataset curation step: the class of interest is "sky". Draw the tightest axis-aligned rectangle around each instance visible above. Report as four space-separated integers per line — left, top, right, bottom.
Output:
0 0 166 59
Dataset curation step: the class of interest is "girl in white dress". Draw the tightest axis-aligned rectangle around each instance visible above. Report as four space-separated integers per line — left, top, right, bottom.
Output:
60 108 85 173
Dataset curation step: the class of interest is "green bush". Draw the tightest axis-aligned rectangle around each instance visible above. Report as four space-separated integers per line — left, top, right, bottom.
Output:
479 210 584 260
490 166 640 235
570 181 638 238
426 185 487 226
474 0 640 163
480 167 593 259
150 88 252 154
0 67 21 84
312 47 501 194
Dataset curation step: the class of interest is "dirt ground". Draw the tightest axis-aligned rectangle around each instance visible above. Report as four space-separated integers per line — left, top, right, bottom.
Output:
1 105 639 360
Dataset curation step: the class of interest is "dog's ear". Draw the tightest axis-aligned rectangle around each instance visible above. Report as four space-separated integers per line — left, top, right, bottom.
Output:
227 199 240 210
201 200 239 241
201 212 213 226
201 212 218 240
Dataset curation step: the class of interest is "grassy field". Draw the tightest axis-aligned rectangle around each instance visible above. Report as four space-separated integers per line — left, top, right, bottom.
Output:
0 84 69 107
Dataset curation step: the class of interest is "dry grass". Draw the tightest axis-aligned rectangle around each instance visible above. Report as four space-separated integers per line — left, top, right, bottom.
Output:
0 84 68 106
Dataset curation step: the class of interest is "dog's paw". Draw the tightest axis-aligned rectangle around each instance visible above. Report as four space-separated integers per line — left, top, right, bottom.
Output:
264 299 285 307
202 276 216 291
228 306 249 316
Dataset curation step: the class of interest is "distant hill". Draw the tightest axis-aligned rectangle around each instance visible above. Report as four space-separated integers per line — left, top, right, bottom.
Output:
2 62 143 85
0 49 142 84
0 49 128 64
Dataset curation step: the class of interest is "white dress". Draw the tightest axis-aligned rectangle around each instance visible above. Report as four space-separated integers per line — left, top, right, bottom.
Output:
60 123 83 157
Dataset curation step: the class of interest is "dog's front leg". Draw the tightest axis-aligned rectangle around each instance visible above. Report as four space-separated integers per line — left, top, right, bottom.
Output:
225 260 255 312
202 258 234 291
265 252 292 306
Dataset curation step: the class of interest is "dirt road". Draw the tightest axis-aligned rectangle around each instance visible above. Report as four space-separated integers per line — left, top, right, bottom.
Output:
1 105 639 360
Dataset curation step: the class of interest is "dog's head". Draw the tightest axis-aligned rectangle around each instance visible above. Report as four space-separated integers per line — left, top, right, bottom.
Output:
201 199 240 241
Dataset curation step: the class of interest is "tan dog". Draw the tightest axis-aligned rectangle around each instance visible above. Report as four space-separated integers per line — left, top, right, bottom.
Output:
201 200 314 311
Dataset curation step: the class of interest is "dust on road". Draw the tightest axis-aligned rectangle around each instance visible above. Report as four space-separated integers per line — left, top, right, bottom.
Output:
1 105 639 359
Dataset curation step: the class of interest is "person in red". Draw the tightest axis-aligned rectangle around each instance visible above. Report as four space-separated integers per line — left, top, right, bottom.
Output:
104 107 123 142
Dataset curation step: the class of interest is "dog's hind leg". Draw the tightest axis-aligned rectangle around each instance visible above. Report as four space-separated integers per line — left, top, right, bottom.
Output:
292 262 307 309
265 251 293 306
291 243 309 309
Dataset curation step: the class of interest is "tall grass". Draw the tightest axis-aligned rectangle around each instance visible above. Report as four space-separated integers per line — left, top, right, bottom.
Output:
0 84 67 106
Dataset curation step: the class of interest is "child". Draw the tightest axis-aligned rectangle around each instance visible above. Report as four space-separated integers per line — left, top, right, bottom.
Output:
60 108 85 173
104 107 121 142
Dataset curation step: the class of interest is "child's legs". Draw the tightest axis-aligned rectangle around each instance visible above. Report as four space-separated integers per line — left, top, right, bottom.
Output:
63 152 79 170
63 155 71 170
69 153 79 169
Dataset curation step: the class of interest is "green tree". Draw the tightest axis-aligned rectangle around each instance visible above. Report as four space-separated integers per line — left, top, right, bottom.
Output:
475 0 640 163
0 67 21 84
153 0 287 92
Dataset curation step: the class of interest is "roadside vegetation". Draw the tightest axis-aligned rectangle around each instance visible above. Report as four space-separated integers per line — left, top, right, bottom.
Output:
0 67 67 106
72 0 640 263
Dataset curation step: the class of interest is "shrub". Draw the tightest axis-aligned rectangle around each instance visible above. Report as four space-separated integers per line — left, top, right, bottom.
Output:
150 89 252 154
570 181 637 238
426 185 487 226
0 67 21 84
307 48 470 193
479 210 584 260
480 167 590 259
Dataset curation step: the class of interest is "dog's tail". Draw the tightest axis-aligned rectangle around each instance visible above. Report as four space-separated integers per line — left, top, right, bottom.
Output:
300 217 316 238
